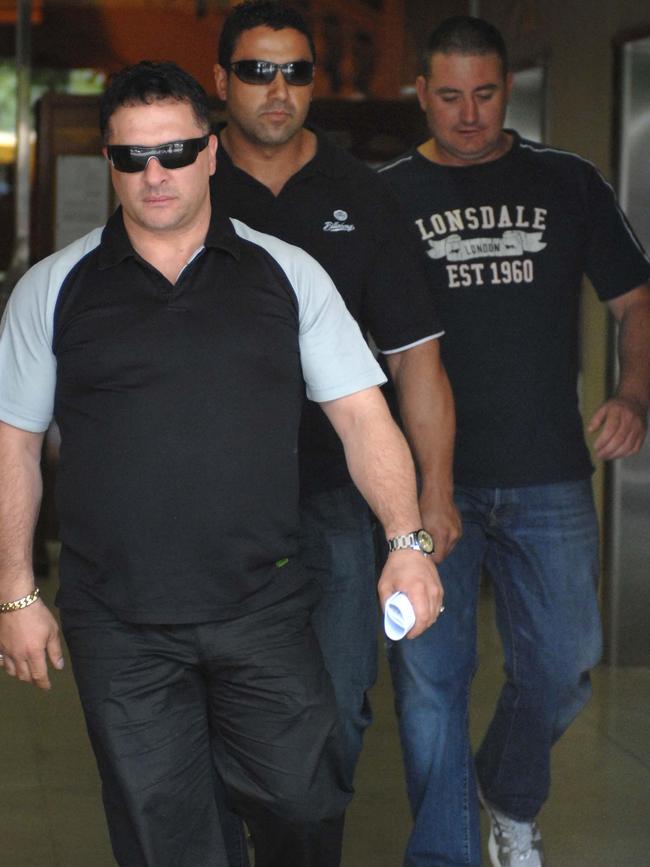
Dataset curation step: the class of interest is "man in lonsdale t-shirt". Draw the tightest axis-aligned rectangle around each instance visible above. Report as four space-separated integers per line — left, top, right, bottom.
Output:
380 15 650 867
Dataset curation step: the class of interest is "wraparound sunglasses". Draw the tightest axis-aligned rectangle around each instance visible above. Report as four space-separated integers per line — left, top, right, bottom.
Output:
106 135 209 173
226 59 315 86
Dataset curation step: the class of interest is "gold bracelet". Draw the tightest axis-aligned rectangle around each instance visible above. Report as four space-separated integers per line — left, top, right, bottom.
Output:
0 587 41 613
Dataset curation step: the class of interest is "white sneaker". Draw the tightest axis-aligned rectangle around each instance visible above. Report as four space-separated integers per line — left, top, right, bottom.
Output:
479 791 545 866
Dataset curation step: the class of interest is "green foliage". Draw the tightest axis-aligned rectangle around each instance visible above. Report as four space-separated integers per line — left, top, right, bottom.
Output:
0 64 105 134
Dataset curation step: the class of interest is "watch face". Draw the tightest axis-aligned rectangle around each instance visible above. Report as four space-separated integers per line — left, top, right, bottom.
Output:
417 529 435 554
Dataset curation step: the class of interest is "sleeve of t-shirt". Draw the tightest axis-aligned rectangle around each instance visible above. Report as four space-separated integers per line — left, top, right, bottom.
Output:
583 164 650 301
363 174 444 354
230 219 386 403
0 227 103 432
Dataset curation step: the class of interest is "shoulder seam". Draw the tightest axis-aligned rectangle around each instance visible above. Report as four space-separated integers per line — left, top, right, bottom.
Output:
519 141 650 265
519 139 598 168
377 155 414 173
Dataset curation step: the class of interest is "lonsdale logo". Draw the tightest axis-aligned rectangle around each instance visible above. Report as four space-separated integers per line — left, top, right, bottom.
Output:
416 204 547 260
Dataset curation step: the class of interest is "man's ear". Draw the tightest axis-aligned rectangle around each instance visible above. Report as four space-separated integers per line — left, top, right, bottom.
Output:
207 133 218 175
214 64 229 101
415 75 428 113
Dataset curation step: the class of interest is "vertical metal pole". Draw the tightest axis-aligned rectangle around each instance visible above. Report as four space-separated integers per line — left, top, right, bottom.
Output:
468 0 480 17
13 0 32 273
1 0 32 304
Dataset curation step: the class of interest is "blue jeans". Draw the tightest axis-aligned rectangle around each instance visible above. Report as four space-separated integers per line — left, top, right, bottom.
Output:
388 480 603 866
299 483 379 783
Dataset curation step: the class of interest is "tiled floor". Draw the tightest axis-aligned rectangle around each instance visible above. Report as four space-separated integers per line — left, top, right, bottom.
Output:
2 575 649 866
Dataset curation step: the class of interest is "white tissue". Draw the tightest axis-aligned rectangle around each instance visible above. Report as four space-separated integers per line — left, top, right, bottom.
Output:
384 591 416 640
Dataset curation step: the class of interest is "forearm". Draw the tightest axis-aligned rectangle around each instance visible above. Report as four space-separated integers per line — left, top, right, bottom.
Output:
321 387 444 635
323 388 421 536
616 297 650 413
0 422 44 598
345 405 421 537
388 342 456 500
590 287 650 459
386 341 461 560
342 405 446 635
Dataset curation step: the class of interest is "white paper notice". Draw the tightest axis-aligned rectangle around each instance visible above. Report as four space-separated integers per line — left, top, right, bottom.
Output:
55 155 110 251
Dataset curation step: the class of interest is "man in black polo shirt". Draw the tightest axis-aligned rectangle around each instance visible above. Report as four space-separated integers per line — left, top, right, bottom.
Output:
0 62 443 867
212 0 459 791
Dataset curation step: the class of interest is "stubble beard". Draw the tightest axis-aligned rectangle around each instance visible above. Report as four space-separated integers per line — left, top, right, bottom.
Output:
238 101 305 148
435 128 508 166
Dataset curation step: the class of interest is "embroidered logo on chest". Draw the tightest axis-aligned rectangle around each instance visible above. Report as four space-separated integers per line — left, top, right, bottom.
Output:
323 209 355 232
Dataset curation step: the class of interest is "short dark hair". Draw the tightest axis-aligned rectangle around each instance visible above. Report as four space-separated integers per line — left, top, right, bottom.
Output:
218 1 316 68
421 16 509 77
99 60 211 144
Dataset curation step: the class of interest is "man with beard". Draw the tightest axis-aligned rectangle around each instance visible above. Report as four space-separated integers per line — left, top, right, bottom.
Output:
212 0 459 795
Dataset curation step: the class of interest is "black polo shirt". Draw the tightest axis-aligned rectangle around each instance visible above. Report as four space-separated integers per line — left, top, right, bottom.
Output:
0 207 384 622
212 128 443 494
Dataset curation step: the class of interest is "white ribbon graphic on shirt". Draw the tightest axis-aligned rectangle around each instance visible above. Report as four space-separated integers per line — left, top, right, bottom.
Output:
426 230 547 261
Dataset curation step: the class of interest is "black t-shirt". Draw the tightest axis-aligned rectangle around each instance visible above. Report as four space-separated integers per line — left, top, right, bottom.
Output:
212 128 442 494
380 132 650 487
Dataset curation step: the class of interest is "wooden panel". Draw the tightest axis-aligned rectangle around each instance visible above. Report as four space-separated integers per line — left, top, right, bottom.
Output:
308 97 425 163
32 92 106 262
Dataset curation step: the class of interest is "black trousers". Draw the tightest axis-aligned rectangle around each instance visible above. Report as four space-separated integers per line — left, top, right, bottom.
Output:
61 582 351 867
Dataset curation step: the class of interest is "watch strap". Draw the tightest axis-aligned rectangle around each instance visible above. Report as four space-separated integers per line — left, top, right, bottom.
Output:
387 529 434 555
387 532 420 552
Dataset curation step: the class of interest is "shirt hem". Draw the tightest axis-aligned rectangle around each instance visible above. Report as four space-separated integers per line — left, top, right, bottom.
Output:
379 331 444 355
307 371 387 403
454 466 594 489
0 407 51 433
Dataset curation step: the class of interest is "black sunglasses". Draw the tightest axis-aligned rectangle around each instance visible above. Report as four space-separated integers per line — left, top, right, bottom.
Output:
106 135 210 173
227 59 315 86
